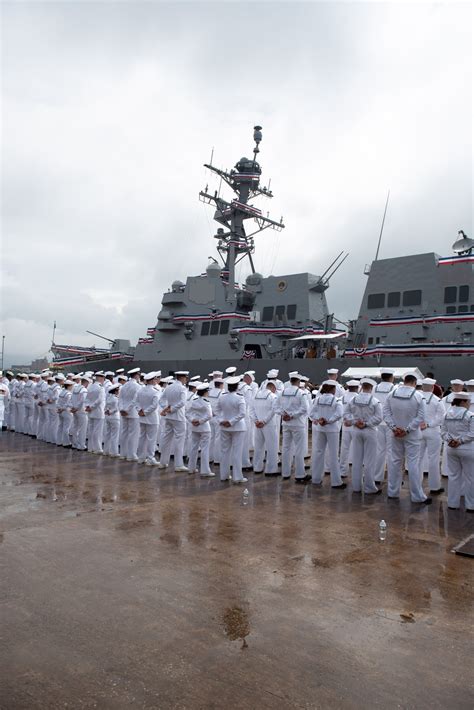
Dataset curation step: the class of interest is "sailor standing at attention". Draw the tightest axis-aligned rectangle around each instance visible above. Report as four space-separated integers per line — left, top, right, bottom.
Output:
326 368 345 397
118 368 141 461
383 373 430 504
45 375 60 443
15 373 27 434
419 377 445 495
441 379 465 477
23 374 36 436
309 381 344 488
70 376 90 450
57 379 74 447
465 379 474 412
85 372 106 454
103 383 121 457
343 378 382 494
339 380 360 477
374 369 396 483
278 373 309 482
186 382 214 476
184 378 199 459
249 381 279 476
136 372 160 465
208 376 224 465
158 371 189 472
215 375 248 483
441 391 474 512
238 372 255 471
0 378 10 432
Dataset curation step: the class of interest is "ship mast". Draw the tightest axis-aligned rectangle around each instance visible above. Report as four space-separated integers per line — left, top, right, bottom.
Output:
199 126 284 305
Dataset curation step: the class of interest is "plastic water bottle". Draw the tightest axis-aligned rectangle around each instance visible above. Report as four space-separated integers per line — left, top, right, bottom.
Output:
379 519 387 541
242 488 250 506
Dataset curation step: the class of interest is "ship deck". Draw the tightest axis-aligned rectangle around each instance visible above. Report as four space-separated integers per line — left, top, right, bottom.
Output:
1 432 473 709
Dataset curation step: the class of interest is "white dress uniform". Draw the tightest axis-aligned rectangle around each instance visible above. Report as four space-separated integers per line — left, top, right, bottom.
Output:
339 390 357 476
278 384 309 480
70 384 88 449
32 380 40 435
104 391 120 456
249 389 279 474
344 392 382 493
184 389 196 458
419 391 445 491
45 382 60 443
118 378 141 460
22 379 35 435
309 394 343 486
57 387 73 446
85 381 106 453
373 381 395 482
159 380 188 468
383 385 427 502
215 389 247 482
208 386 223 464
186 394 213 475
36 379 50 440
238 381 254 468
441 405 474 510
137 384 160 464
0 382 10 429
15 379 26 434
441 391 462 477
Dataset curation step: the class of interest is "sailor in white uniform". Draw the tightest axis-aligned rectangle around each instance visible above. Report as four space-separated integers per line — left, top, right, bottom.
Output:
441 391 474 511
23 374 36 436
309 381 344 488
344 378 382 494
158 371 189 472
103 383 121 457
249 381 279 476
419 377 445 494
0 379 10 431
118 368 142 460
2 372 13 430
36 373 50 441
374 369 396 482
186 382 214 476
137 372 161 465
326 368 345 398
441 379 465 477
104 372 116 392
15 373 27 434
339 380 360 477
45 375 61 443
383 373 429 504
465 379 474 412
85 372 106 453
208 377 224 464
278 373 309 482
238 373 255 471
70 376 90 450
57 379 74 446
215 375 248 483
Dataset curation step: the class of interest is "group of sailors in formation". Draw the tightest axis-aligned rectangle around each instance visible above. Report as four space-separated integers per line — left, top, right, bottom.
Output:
0 365 473 512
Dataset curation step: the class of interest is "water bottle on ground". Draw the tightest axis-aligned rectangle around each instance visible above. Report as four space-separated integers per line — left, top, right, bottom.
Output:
379 519 387 541
242 488 250 506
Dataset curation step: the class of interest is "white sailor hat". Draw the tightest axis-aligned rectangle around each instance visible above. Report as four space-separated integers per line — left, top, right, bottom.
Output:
127 367 141 375
108 384 120 392
360 378 377 388
226 375 242 385
188 380 198 388
64 380 74 386
380 368 395 376
422 377 436 385
327 368 339 375
289 372 302 380
105 371 115 377
161 375 174 384
81 375 92 383
322 380 337 387
47 375 55 381
210 370 224 377
244 370 255 375
6 371 14 376
190 375 201 382
213 377 224 385
267 369 279 378
175 370 189 376
451 379 464 386
299 375 309 382
154 370 161 378
55 373 65 380
453 391 470 399
196 382 209 391
144 372 157 381
288 371 299 378
464 379 474 386
41 371 51 377
95 370 105 377
116 368 125 374
71 374 81 380
225 366 237 375
117 374 128 382
347 380 360 387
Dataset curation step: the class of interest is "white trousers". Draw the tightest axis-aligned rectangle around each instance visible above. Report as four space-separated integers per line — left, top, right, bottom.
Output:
104 417 120 455
339 426 353 476
252 424 279 474
281 427 306 478
138 421 159 461
447 443 474 510
312 429 342 486
24 404 35 435
220 429 246 481
57 411 72 446
419 428 442 490
189 430 212 473
241 415 252 467
351 428 378 493
210 418 221 463
46 409 59 444
36 406 47 440
160 418 186 467
375 423 392 482
88 417 104 453
16 403 25 434
72 411 88 449
120 417 140 459
387 432 426 502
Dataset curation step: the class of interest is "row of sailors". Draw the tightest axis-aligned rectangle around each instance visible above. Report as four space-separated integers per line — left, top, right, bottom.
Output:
1 367 473 511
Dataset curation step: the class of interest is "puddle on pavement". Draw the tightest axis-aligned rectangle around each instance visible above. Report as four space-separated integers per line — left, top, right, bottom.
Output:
222 606 250 647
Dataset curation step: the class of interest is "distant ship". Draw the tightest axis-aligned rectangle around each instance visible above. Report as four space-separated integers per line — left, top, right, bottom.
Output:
50 127 473 383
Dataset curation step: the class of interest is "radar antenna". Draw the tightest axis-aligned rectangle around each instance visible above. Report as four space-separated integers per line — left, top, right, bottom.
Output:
452 230 474 256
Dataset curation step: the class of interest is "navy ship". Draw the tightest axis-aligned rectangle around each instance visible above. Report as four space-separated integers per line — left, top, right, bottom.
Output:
51 127 472 384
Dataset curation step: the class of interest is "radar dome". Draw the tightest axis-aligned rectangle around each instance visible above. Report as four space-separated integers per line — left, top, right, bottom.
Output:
246 272 263 286
171 280 185 291
206 262 221 278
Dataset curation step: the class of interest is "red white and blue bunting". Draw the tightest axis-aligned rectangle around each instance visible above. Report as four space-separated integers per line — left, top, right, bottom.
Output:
369 313 474 327
438 255 474 266
345 343 474 358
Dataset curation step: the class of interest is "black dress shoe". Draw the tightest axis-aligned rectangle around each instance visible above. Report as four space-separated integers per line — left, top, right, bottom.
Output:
332 483 347 489
264 472 279 477
295 475 311 484
242 467 253 472
253 470 264 474
429 488 445 495
448 506 459 510
420 497 433 505
366 488 383 496
466 508 474 513
388 496 399 500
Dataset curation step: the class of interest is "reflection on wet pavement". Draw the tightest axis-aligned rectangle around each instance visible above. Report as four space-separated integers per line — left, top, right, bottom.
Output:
1 432 473 709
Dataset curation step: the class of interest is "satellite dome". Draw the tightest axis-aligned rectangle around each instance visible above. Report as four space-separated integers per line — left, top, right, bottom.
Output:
171 280 185 291
206 262 221 278
246 272 263 286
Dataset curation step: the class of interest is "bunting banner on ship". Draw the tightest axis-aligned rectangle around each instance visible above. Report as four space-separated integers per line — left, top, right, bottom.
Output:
345 343 474 357
369 313 474 327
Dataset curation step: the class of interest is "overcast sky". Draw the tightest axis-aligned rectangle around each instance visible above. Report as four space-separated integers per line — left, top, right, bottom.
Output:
1 0 472 367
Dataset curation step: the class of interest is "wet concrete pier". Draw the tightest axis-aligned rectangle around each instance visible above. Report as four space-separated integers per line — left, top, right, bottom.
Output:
1 432 473 709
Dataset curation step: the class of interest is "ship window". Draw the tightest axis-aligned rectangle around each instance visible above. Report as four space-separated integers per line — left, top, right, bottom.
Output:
367 293 385 309
287 304 297 320
275 305 285 319
387 291 400 307
403 290 422 306
459 285 469 303
262 306 274 322
376 337 380 344
446 306 457 314
471 305 474 312
219 320 229 335
210 320 220 335
368 337 374 345
444 286 457 304
201 322 210 336
458 305 469 313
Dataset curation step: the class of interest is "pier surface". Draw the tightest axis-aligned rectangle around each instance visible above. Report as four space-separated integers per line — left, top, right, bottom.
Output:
1 432 473 709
